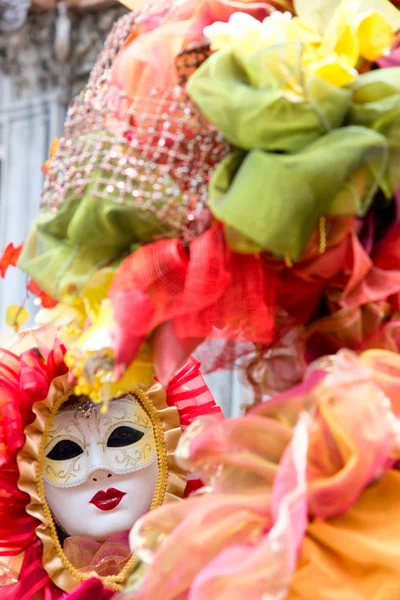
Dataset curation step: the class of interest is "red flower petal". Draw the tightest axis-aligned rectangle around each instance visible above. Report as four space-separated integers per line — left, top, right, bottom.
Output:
0 243 23 278
27 279 58 309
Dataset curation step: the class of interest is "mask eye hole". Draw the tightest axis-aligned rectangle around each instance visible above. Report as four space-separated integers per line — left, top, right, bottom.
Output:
47 440 84 461
107 426 144 448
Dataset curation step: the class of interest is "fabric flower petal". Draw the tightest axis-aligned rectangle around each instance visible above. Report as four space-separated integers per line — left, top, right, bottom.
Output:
209 127 387 259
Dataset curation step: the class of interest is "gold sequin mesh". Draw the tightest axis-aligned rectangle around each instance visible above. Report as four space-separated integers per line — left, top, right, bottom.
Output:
41 7 230 243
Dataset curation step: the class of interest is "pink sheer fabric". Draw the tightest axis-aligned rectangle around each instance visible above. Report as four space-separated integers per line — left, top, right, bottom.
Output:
185 415 309 600
177 414 292 494
127 350 400 600
255 350 397 518
64 532 131 577
129 415 309 600
111 0 276 111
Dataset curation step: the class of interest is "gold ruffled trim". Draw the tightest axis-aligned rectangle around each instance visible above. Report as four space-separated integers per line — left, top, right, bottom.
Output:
17 374 186 593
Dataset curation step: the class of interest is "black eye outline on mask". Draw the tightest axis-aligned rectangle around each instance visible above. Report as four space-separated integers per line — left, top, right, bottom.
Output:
107 426 145 448
46 440 84 461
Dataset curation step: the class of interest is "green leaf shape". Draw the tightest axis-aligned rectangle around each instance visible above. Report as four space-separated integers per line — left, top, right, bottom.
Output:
18 133 185 300
187 43 352 152
348 67 400 197
209 126 388 260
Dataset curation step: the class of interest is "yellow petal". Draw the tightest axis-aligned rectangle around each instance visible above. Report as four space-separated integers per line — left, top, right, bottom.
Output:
314 0 400 72
78 300 114 352
35 302 85 327
98 348 154 411
288 16 324 45
347 0 400 32
6 305 29 331
313 56 357 87
81 268 114 323
333 23 360 67
357 12 394 61
293 0 339 34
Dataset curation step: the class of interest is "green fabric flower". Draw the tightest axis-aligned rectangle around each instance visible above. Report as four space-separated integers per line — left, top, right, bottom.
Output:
187 43 352 152
19 133 186 300
348 67 400 197
187 41 400 260
209 126 388 260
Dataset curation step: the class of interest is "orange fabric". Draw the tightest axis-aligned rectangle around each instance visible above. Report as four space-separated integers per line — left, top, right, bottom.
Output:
289 470 400 600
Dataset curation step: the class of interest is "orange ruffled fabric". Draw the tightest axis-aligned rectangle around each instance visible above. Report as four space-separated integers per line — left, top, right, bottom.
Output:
289 470 400 600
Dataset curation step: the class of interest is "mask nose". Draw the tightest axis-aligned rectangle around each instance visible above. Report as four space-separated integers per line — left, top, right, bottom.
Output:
87 442 114 482
92 471 113 483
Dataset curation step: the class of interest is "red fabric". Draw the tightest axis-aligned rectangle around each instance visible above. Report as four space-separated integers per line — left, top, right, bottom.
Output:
0 342 67 559
183 477 204 497
1 539 63 600
109 224 277 370
166 356 224 496
66 578 115 600
166 356 224 428
373 222 400 270
0 243 23 278
28 279 58 309
271 218 353 324
0 466 36 557
327 233 400 308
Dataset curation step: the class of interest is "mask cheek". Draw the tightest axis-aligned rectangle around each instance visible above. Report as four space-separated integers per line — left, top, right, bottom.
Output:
42 454 86 487
44 480 95 538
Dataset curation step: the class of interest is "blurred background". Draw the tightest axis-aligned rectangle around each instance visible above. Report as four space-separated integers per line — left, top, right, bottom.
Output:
0 0 246 416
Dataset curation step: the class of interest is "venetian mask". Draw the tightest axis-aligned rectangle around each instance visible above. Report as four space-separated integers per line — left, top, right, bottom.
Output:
17 373 188 593
42 395 158 541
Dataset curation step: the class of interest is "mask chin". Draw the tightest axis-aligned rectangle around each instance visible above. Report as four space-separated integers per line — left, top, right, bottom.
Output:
44 461 159 542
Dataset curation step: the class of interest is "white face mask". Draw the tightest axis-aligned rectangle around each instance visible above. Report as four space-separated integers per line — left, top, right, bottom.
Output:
42 396 158 541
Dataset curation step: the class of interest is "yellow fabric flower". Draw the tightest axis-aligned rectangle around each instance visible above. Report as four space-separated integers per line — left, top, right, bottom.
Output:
76 300 114 353
79 268 115 323
205 0 400 89
35 299 87 349
67 299 154 410
312 56 358 87
357 12 394 61
66 343 154 412
205 11 321 54
36 266 154 411
308 0 400 67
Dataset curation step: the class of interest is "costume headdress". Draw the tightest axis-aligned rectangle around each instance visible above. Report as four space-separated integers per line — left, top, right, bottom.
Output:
2 0 400 407
3 0 400 598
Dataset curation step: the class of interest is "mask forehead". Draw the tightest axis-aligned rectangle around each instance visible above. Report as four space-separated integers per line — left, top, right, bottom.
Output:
42 395 156 488
94 396 153 446
46 404 90 448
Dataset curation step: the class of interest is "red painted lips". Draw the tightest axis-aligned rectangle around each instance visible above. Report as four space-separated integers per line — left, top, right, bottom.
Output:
90 488 126 511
